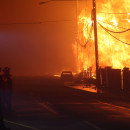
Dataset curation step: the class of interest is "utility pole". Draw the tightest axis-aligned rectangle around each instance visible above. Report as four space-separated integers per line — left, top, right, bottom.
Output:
92 0 100 93
76 0 79 73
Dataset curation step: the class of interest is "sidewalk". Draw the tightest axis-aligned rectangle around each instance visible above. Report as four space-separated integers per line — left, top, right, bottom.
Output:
69 84 97 93
67 83 130 102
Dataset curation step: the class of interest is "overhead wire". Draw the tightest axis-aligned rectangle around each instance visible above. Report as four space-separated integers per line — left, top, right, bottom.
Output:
78 22 93 48
0 19 76 25
41 19 76 22
98 22 130 45
74 23 89 35
98 22 130 33
79 24 88 34
97 12 130 14
0 22 42 25
97 20 129 30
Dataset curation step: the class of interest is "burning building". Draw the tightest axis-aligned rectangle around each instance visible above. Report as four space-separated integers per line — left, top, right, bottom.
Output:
73 0 130 75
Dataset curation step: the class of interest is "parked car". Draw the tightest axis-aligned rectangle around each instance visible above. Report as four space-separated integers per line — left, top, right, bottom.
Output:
60 71 73 82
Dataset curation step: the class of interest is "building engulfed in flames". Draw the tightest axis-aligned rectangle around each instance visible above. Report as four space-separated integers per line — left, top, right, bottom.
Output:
73 0 130 76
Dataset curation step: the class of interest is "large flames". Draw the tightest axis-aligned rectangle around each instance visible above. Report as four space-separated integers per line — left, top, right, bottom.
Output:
73 0 130 74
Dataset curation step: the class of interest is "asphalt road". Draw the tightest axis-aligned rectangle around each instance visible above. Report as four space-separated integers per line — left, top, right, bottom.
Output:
3 76 130 130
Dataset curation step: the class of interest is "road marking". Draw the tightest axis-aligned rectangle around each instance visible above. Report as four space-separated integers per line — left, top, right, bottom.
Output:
39 103 58 115
4 119 39 130
84 121 102 130
54 102 99 105
98 101 130 111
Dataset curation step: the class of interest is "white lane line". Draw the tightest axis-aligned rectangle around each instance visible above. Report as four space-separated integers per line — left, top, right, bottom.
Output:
39 103 58 115
84 121 102 130
54 102 99 105
4 119 39 130
98 101 130 111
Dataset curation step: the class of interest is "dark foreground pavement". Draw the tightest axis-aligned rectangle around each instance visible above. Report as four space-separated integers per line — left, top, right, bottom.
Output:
2 76 130 130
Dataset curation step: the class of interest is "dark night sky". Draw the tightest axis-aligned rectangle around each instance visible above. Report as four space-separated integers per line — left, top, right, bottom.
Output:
0 0 88 76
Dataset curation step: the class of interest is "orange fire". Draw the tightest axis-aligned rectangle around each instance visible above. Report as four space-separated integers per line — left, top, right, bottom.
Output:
73 0 130 74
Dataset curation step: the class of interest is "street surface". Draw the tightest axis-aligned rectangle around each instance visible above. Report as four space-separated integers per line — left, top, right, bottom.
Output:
3 76 130 130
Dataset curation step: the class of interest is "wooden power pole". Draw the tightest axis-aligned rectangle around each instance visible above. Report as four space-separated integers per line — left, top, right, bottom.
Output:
76 0 79 73
92 0 100 92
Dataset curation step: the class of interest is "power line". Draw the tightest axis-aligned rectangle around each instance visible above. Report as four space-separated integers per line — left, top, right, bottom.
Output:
97 20 129 30
0 19 76 25
98 22 130 45
77 22 93 48
40 0 89 2
74 23 88 35
98 22 130 33
39 0 90 4
42 19 76 22
0 22 42 25
97 12 130 15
